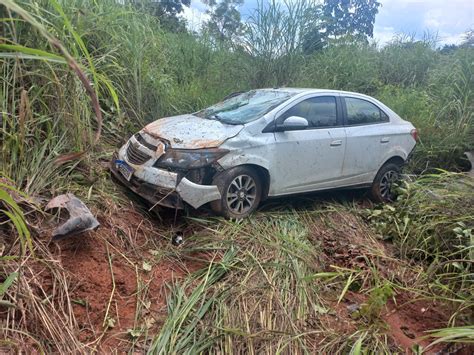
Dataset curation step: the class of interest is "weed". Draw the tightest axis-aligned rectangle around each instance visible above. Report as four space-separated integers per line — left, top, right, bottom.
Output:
358 282 394 323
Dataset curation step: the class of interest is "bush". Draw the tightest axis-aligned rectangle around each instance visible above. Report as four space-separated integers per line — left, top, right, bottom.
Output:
379 36 438 86
298 42 380 93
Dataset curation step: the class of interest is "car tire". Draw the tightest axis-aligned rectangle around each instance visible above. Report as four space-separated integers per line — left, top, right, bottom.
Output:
210 166 262 219
370 162 402 203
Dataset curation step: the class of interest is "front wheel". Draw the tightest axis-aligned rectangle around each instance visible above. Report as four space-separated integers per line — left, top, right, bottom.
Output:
370 162 402 203
210 166 262 219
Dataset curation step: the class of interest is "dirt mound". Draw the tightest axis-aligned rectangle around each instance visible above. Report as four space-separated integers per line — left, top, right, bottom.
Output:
33 204 198 352
383 295 449 351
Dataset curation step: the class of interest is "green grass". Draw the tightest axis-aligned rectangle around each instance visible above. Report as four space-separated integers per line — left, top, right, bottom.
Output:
147 210 408 353
367 172 474 326
148 215 320 353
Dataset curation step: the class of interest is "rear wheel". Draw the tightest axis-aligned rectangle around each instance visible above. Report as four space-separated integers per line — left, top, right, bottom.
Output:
210 166 262 219
370 162 402 202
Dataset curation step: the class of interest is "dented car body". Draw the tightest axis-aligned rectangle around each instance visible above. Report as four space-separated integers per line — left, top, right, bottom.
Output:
111 88 417 218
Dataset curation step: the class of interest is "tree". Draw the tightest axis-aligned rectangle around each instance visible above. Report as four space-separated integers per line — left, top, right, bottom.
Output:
203 0 244 43
301 5 326 54
322 0 381 39
461 29 474 47
129 0 191 32
302 27 326 54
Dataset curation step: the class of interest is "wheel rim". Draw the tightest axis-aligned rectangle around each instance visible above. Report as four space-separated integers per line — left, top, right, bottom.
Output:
379 170 399 200
226 174 257 215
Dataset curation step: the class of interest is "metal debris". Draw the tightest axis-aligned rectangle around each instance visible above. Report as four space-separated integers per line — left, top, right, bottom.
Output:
46 193 99 239
171 231 184 246
346 303 361 314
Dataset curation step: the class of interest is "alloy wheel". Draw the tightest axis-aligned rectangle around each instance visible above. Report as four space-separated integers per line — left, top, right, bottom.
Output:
226 174 257 215
379 170 399 200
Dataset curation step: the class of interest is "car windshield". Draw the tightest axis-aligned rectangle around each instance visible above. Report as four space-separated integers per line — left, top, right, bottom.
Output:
196 90 296 124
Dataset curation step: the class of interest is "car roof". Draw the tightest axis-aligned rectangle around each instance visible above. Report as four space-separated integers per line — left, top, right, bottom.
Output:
256 87 406 123
259 87 368 96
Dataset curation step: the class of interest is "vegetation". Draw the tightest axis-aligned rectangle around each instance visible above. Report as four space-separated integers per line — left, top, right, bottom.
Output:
367 172 474 326
0 0 473 353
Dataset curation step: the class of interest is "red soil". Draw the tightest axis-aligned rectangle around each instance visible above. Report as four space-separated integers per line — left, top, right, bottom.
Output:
54 207 201 352
308 211 467 354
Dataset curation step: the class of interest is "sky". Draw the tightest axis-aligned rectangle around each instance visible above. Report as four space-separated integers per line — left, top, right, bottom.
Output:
182 0 474 46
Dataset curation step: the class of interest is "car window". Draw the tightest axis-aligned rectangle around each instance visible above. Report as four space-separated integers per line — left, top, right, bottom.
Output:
279 96 337 128
345 97 389 125
196 90 296 125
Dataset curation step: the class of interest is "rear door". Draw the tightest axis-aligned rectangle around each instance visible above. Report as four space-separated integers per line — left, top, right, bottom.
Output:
270 95 347 195
341 96 392 185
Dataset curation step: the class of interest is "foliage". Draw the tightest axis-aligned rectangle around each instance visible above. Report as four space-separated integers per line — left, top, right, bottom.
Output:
426 326 474 348
379 34 438 86
366 172 474 324
127 0 190 32
1 0 473 189
322 0 381 39
0 1 473 351
0 180 33 255
358 282 394 323
149 247 238 353
368 172 473 260
148 212 395 353
241 0 320 86
300 41 380 92
203 0 244 43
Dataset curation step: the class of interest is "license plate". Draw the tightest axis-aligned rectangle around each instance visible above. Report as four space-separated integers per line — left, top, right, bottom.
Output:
115 160 134 181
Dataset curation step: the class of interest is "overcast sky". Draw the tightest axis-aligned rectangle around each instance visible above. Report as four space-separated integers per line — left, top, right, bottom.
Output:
182 0 474 46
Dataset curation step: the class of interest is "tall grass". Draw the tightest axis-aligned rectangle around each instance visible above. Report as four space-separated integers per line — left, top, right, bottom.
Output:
2 0 473 194
299 42 380 93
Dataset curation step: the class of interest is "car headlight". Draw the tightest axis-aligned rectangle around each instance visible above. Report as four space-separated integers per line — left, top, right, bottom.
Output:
154 148 229 169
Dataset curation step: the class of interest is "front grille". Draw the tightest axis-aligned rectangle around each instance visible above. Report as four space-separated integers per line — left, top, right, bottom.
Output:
126 142 151 165
135 133 157 151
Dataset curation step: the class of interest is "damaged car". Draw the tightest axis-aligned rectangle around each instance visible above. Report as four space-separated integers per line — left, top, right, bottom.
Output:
111 88 417 218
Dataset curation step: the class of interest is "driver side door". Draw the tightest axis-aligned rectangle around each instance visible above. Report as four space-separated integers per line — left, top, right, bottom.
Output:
269 95 347 195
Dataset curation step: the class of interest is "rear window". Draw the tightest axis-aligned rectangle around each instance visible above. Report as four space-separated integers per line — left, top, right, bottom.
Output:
345 97 389 125
196 90 296 125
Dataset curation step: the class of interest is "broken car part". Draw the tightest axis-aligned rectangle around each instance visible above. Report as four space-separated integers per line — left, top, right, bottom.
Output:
154 148 229 170
171 231 184 246
46 193 99 239
111 150 221 209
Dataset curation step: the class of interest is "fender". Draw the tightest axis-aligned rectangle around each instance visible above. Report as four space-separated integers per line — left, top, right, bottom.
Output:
379 146 409 169
217 131 274 171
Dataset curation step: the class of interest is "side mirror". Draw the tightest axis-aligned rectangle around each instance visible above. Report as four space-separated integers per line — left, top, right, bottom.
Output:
276 116 309 132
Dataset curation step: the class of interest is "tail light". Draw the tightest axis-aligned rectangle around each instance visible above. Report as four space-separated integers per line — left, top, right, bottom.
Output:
410 128 418 142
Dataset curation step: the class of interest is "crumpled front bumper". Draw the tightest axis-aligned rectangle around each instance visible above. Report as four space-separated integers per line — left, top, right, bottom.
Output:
110 152 221 209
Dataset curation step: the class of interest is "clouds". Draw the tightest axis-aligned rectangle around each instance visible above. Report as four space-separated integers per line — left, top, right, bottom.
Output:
374 0 473 45
181 0 209 31
182 0 473 46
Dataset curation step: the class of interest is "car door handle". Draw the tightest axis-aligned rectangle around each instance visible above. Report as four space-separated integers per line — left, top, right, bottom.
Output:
380 137 390 143
330 140 343 146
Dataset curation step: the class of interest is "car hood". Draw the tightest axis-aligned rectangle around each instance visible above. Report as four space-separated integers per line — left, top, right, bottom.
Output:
143 114 244 149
